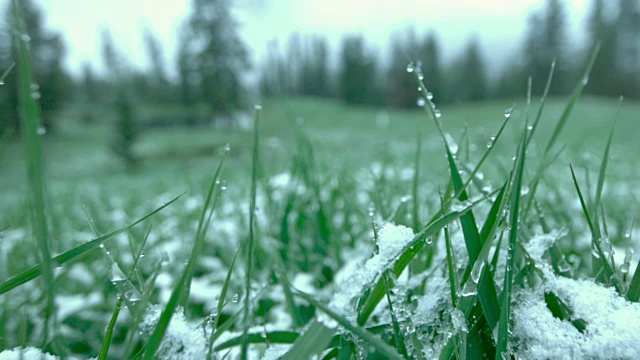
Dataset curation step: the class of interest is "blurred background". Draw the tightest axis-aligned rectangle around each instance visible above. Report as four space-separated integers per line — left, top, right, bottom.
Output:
0 0 638 176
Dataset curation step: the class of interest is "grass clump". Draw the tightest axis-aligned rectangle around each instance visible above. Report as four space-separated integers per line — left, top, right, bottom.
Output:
3 7 640 360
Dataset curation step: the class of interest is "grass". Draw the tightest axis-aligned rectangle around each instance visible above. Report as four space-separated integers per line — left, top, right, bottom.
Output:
2 9 640 358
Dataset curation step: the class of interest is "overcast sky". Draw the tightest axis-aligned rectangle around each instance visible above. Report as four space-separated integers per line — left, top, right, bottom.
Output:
32 0 591 77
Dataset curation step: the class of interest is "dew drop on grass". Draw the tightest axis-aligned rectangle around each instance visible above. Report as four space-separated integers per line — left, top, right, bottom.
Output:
434 109 442 118
416 97 426 107
221 180 228 191
624 216 634 239
31 91 41 100
425 237 433 244
451 199 471 212
254 103 262 111
460 279 477 297
418 73 424 81
231 293 240 303
406 62 415 73
161 252 170 266
21 34 30 42
582 76 589 86
0 80 4 86
417 86 423 92
504 108 513 118
427 91 434 100
368 204 375 217
139 250 146 257
223 143 231 153
527 124 534 131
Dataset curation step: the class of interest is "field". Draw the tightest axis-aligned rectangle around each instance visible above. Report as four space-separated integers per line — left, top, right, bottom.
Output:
2 88 640 360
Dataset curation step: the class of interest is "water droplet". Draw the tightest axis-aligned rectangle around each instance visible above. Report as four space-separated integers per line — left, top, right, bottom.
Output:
557 257 571 273
504 108 513 118
221 180 228 191
417 86 423 92
486 141 493 148
254 103 262 111
581 76 589 86
139 250 146 258
418 73 424 81
124 289 141 302
527 124 533 131
624 217 634 240
368 204 375 217
30 83 39 91
521 186 530 196
161 252 170 266
451 199 471 212
425 237 433 244
460 280 477 297
223 143 231 153
21 34 30 42
426 92 434 100
109 264 126 283
36 126 46 135
232 293 240 303
416 98 426 107
400 195 411 203
406 62 415 73
434 109 442 118
0 80 5 86
31 91 41 100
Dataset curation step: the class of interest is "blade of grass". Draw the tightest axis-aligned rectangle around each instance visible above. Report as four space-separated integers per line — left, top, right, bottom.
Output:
496 81 531 359
207 247 239 359
0 62 14 84
0 194 181 295
412 133 422 233
569 165 622 293
281 321 335 360
13 0 55 342
143 157 226 359
295 291 403 360
628 259 640 302
383 272 408 358
97 297 124 360
241 107 261 360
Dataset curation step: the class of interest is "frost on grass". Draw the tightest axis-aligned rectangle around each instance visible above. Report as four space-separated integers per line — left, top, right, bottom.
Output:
140 305 207 359
323 223 414 325
512 269 640 359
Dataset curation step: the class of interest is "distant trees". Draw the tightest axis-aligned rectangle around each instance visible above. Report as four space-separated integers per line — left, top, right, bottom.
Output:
178 0 250 119
450 37 488 102
417 33 445 103
338 35 380 105
144 28 170 103
0 0 69 135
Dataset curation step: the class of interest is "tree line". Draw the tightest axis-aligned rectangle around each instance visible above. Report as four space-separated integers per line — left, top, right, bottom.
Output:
1 0 639 139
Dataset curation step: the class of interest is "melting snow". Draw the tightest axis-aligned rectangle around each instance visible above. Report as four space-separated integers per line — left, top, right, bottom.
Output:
0 347 83 360
140 306 207 359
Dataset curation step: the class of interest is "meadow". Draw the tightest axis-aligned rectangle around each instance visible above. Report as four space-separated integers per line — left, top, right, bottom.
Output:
2 42 640 360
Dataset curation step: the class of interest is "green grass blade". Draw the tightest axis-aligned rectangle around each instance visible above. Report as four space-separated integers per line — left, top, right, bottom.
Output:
0 194 181 295
143 159 226 359
543 44 599 156
0 62 14 84
282 321 335 360
13 0 55 341
180 147 228 307
241 107 261 360
383 272 409 357
208 248 239 358
569 165 621 293
274 266 305 328
628 259 640 302
591 98 622 228
295 291 403 360
412 133 422 233
496 105 530 360
214 331 300 351
98 297 123 360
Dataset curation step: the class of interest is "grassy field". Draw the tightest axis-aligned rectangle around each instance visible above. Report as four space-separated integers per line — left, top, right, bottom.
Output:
2 88 640 359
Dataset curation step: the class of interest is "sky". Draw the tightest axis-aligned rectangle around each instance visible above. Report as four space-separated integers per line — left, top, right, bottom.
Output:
31 0 592 77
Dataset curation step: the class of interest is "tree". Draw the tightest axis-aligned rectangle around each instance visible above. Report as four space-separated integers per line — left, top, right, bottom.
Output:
616 0 640 98
386 27 420 108
522 0 570 95
450 37 488 102
259 39 287 97
0 0 68 135
338 35 380 105
585 0 619 97
301 35 331 97
144 28 170 102
178 0 250 118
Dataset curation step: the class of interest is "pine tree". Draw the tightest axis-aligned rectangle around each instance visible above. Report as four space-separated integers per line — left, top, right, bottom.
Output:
179 0 250 118
522 0 570 95
451 37 488 102
339 35 379 105
585 0 618 97
386 27 420 108
144 28 170 102
616 0 640 98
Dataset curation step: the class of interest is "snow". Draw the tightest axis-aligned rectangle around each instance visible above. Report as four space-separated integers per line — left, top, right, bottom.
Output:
512 268 640 359
55 292 103 321
0 347 85 360
324 223 414 325
140 306 208 360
